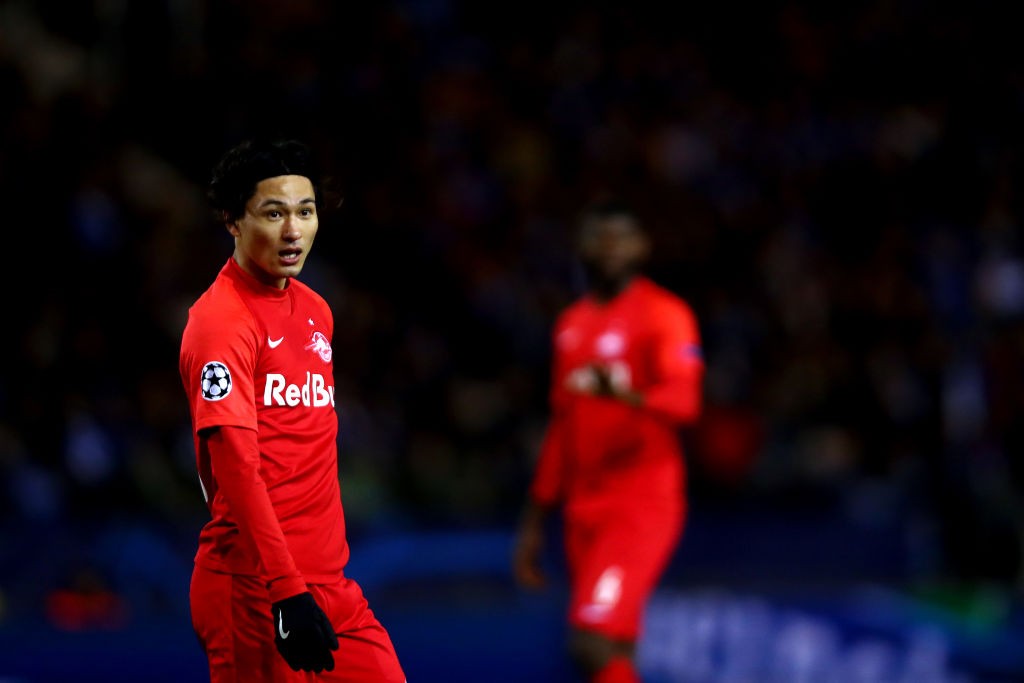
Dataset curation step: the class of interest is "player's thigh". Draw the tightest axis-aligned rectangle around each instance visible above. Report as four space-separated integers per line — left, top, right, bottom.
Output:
312 578 405 683
191 565 284 683
567 506 683 640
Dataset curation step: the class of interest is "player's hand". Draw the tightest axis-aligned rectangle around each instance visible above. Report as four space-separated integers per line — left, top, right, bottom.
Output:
271 591 340 673
590 365 616 396
589 364 643 407
513 520 547 590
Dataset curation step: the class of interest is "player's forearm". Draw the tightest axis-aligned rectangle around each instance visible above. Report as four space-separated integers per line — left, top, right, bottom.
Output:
529 420 566 506
520 498 555 528
633 377 703 424
205 426 306 601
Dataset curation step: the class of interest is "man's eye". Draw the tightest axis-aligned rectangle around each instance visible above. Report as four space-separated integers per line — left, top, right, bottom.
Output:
300 208 313 217
268 211 282 219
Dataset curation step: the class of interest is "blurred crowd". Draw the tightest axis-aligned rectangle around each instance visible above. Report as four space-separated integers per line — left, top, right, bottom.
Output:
2 0 1024 624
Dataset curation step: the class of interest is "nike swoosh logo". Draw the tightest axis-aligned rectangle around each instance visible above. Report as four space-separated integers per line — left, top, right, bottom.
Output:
268 336 284 349
278 611 290 639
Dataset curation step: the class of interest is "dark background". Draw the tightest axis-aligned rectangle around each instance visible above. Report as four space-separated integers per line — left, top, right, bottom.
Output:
2 1 1024 681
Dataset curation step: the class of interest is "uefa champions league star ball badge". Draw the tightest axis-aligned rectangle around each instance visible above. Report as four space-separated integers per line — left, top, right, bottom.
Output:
200 361 232 401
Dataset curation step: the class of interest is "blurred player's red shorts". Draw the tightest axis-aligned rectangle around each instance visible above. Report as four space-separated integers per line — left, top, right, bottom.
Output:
190 564 405 682
565 496 684 641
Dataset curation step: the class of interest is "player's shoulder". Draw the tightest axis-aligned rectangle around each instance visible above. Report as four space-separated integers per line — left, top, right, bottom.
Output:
555 294 591 328
182 275 262 355
634 277 699 328
179 274 258 368
636 277 694 310
188 273 251 322
289 277 333 321
289 276 325 305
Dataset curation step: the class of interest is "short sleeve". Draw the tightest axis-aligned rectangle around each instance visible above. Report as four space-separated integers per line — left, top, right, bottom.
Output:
180 299 260 434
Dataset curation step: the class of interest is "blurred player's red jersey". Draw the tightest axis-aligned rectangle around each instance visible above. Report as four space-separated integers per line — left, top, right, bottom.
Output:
531 275 704 513
531 276 704 639
180 258 348 586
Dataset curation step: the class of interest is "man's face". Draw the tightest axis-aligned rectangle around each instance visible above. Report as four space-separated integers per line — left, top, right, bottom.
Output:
229 175 318 289
578 214 649 283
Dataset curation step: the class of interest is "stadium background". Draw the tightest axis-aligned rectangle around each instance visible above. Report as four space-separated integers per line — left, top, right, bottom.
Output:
2 1 1024 681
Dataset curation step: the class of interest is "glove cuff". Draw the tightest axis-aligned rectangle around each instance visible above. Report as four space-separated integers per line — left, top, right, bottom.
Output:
268 576 308 604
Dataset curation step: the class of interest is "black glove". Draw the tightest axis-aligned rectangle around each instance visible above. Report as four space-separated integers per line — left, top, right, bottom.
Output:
271 591 339 673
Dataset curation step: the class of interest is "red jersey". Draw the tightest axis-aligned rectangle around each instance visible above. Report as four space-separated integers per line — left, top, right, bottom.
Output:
180 258 348 596
530 276 704 513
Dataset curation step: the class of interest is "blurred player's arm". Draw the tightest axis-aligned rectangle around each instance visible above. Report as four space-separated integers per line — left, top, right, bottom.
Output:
513 407 567 590
634 299 704 423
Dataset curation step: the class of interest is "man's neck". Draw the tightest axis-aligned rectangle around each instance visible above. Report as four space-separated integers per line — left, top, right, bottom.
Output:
590 275 633 303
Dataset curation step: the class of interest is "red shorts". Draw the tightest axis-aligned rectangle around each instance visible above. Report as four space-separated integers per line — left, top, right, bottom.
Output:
190 564 405 683
564 497 684 641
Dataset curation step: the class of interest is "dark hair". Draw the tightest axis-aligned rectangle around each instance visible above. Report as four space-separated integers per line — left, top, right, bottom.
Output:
207 139 320 223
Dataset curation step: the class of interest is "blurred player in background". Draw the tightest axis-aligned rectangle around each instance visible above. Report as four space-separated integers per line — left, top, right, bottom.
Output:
513 200 705 683
179 139 405 682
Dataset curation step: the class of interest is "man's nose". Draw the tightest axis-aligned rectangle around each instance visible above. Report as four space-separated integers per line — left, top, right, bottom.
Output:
282 215 301 240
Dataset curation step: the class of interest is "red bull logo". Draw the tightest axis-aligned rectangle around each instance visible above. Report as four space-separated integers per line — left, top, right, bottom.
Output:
305 331 332 363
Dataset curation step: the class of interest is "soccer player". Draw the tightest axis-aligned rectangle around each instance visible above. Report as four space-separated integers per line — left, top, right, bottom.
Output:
179 139 405 682
513 200 704 683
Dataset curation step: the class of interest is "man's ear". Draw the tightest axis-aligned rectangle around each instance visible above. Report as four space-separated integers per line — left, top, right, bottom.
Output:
226 221 240 238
